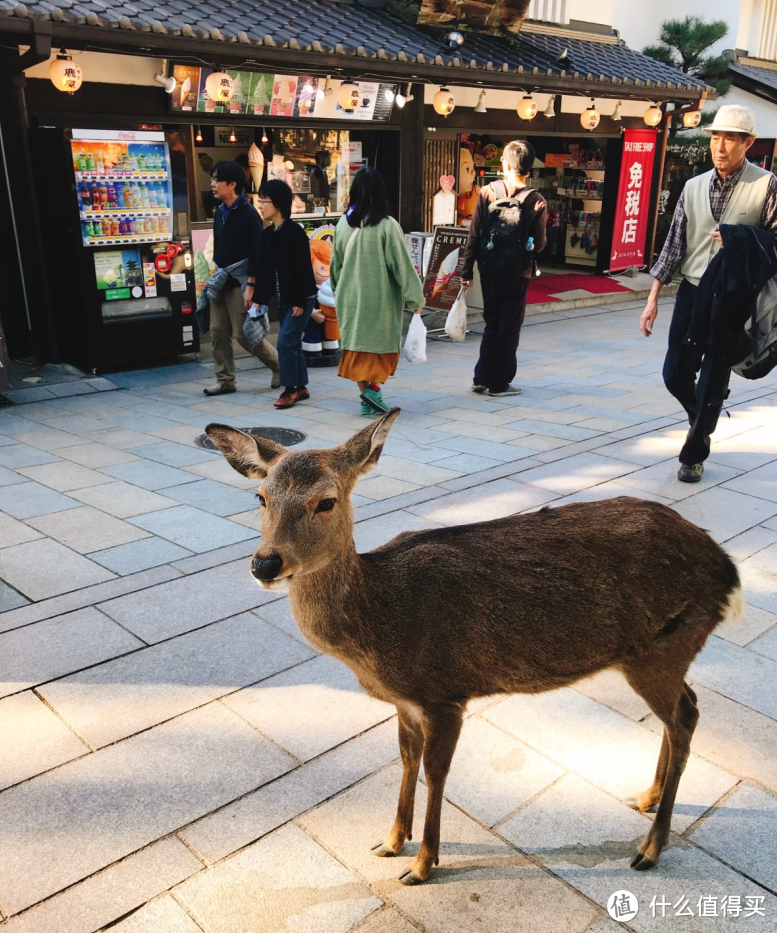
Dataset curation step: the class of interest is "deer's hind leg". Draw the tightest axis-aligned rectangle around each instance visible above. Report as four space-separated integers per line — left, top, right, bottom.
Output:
372 706 425 858
622 664 699 871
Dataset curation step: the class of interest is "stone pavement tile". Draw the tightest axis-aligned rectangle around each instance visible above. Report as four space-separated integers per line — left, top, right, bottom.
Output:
689 783 777 892
0 582 29 612
511 434 574 452
162 479 260 517
691 635 777 719
594 431 688 467
0 691 88 790
15 461 115 492
354 510 442 552
444 717 563 827
12 428 85 451
723 460 777 504
170 539 258 576
223 654 394 762
177 822 382 933
0 512 42 548
616 459 741 501
586 922 621 933
84 428 157 450
40 613 313 747
3 839 201 933
350 906 419 933
180 719 397 864
514 453 638 495
571 669 650 722
68 481 178 519
101 413 182 434
437 458 544 492
0 482 79 520
0 703 295 915
534 436 625 465
430 420 529 445
223 509 263 532
749 617 777 661
128 505 259 553
129 441 216 467
740 563 777 615
356 475 421 501
498 774 777 933
429 452 503 473
484 689 737 831
88 537 193 575
297 764 599 933
99 896 204 933
148 424 206 445
0 539 116 601
100 460 200 491
0 464 28 486
499 420 603 442
0 565 182 635
406 479 560 526
182 457 261 489
353 485 450 523
548 481 675 508
98 560 275 642
672 488 777 543
373 454 463 485
746 541 777 576
723 525 777 563
432 435 539 462
0 606 141 698
380 437 451 464
26 507 151 555
252 598 301 640
717 604 777 649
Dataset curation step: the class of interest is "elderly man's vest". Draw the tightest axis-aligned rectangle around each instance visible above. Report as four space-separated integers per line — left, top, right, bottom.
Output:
681 161 771 286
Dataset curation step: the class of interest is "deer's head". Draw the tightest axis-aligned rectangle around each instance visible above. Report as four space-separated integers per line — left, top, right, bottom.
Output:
206 408 400 590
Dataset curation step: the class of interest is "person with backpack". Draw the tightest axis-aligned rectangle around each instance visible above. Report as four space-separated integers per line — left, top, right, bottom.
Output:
640 105 777 483
460 139 547 397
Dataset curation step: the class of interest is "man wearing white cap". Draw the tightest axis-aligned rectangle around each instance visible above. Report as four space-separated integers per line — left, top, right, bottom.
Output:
640 104 777 482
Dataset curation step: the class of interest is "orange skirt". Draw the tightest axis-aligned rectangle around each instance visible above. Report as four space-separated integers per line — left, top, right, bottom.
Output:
338 350 399 384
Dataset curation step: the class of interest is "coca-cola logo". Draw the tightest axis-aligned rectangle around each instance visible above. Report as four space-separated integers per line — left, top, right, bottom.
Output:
117 132 138 140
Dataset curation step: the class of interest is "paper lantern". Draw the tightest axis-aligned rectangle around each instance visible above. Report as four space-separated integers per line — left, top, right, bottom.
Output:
517 94 537 121
580 101 600 131
338 81 360 110
50 51 82 93
433 87 456 117
644 103 663 127
683 110 702 128
205 70 234 103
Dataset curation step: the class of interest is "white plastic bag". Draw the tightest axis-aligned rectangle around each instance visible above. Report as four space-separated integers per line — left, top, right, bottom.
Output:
402 313 427 363
444 287 467 342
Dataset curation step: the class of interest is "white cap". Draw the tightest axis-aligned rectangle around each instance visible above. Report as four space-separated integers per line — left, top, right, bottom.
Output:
703 104 757 137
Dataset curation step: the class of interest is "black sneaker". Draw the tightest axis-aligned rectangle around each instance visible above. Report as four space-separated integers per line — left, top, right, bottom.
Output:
677 463 704 483
472 383 487 394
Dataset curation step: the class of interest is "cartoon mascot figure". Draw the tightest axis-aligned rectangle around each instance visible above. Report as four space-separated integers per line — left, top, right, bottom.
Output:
302 239 341 358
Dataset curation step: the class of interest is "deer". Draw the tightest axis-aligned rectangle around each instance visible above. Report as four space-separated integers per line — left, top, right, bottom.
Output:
206 408 742 886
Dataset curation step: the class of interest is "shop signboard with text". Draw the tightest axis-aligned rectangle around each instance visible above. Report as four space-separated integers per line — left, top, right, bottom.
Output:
422 226 469 312
609 129 658 272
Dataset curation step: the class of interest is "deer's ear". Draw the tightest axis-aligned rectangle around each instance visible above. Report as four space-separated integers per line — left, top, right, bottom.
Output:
205 424 285 479
339 407 401 476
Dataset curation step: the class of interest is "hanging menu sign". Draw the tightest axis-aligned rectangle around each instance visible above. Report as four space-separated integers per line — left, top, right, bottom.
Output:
170 65 397 123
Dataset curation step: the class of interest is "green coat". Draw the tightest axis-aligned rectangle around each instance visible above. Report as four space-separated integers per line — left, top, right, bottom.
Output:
330 215 425 354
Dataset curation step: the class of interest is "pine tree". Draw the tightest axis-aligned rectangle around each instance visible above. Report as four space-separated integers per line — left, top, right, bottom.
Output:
643 16 731 97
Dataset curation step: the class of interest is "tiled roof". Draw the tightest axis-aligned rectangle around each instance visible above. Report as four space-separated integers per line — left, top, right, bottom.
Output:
730 61 777 96
1 0 709 94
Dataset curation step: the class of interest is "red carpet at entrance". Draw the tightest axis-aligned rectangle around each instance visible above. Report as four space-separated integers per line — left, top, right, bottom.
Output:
527 272 632 305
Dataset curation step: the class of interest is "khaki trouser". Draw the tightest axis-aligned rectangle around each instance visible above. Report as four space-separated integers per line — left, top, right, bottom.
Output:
210 284 279 387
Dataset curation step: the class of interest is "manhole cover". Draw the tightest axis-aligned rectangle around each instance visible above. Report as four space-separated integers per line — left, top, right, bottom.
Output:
195 427 307 451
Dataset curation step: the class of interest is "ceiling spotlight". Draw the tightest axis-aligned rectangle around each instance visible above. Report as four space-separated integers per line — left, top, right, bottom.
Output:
445 30 465 50
556 47 571 68
474 90 487 114
543 94 556 118
394 82 414 109
261 128 268 144
385 88 395 103
316 76 332 101
229 127 237 143
611 99 622 121
153 72 176 94
195 126 203 142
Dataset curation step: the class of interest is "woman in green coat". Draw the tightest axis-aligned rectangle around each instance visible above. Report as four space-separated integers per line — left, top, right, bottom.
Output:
330 168 425 415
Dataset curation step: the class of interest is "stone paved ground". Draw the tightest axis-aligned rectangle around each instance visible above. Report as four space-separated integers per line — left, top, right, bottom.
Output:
1 298 777 933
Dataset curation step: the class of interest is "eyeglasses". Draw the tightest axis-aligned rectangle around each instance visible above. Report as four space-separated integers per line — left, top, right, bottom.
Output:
256 199 273 205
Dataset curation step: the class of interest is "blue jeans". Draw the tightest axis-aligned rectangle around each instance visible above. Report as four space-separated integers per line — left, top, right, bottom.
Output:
277 297 315 389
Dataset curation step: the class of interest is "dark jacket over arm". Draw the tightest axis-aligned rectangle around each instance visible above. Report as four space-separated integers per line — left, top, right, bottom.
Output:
461 182 547 280
254 220 317 309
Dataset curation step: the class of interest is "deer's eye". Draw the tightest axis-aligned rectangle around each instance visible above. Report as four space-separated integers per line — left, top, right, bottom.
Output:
256 493 266 507
316 498 337 513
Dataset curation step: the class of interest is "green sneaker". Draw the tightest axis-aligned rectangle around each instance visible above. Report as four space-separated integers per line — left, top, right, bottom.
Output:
361 401 376 416
360 385 389 414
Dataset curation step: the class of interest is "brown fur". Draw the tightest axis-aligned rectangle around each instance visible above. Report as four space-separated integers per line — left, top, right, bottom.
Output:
206 410 742 884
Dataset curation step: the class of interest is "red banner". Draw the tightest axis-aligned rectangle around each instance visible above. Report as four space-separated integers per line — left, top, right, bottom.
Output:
609 129 658 272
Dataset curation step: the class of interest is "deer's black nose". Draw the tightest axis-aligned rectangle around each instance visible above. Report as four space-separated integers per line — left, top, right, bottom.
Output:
252 553 283 582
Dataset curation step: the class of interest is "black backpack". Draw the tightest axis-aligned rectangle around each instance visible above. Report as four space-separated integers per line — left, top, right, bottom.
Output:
478 181 540 275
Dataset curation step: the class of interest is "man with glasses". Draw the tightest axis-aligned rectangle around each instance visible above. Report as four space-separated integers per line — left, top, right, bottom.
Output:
203 160 279 396
640 105 777 482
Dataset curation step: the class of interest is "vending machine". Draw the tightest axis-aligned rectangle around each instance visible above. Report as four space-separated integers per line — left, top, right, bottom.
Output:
36 127 199 372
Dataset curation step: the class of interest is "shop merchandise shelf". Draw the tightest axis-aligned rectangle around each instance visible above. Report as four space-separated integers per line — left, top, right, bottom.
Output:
75 171 169 182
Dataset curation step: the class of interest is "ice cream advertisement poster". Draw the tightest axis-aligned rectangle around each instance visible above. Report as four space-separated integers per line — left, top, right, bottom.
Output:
422 227 469 311
226 71 249 114
172 65 200 111
294 77 319 117
248 73 274 115
271 75 298 117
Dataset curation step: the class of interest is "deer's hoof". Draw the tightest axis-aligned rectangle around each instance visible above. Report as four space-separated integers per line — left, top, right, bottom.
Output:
630 851 657 871
371 843 400 858
399 869 426 886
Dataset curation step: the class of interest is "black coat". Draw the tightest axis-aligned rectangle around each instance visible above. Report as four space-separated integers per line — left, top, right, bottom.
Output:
213 198 262 269
687 224 777 366
250 219 317 309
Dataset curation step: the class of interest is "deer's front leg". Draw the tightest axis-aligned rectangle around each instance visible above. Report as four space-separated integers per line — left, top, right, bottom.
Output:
372 708 424 857
399 703 463 885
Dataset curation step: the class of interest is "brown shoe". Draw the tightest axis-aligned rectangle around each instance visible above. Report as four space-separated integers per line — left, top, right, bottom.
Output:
296 387 310 402
203 384 236 396
274 389 298 409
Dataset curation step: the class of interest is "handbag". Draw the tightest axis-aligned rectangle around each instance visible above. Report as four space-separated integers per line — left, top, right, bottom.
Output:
444 287 467 342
